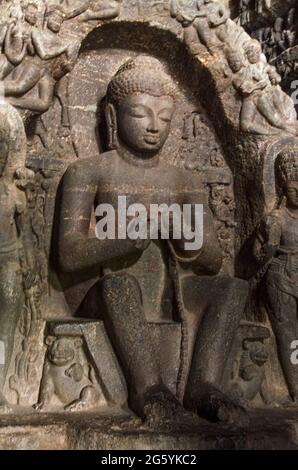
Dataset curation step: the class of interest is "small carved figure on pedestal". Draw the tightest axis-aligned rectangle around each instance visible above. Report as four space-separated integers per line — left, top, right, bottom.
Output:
34 335 102 412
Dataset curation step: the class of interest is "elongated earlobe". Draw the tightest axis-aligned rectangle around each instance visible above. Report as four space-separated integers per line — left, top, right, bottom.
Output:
105 102 118 150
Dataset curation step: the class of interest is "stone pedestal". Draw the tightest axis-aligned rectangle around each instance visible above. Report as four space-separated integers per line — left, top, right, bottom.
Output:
0 409 298 450
42 320 182 409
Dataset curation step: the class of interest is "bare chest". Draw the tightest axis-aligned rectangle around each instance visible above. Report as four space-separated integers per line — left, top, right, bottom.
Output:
95 166 193 209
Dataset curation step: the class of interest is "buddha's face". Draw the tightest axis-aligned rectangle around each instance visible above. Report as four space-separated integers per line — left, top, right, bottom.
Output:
285 180 298 209
116 93 174 154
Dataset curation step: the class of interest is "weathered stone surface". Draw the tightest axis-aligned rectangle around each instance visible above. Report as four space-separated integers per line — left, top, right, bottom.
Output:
46 320 128 409
1 409 298 450
0 0 297 449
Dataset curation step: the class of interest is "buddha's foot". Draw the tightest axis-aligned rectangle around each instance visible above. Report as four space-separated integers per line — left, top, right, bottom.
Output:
195 385 249 427
132 385 197 430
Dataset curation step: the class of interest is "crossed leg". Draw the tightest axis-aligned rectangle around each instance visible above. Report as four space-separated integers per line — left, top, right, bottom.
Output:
92 271 249 424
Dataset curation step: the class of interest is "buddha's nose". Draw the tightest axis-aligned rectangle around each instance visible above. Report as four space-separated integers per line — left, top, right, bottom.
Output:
147 116 159 133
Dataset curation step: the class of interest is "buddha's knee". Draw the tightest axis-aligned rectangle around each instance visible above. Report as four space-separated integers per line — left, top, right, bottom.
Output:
101 272 142 306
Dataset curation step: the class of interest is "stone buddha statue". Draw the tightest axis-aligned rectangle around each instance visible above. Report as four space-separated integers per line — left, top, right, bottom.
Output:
59 55 249 424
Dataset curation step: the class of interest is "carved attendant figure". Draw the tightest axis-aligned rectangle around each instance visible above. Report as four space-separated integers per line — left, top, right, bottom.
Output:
31 5 79 62
255 0 271 15
226 41 298 136
0 102 28 411
24 2 39 27
171 0 229 52
254 150 298 402
35 335 101 412
238 0 252 26
23 2 39 56
59 56 249 424
3 5 79 114
65 0 122 21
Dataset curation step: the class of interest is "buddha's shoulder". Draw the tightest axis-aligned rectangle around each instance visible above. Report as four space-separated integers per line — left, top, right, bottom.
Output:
63 151 117 182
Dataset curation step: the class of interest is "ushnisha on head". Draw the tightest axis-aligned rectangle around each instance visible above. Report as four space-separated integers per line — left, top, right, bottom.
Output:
105 55 177 155
276 150 298 208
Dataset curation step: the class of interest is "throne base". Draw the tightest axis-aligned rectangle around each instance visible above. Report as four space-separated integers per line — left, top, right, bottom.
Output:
0 408 297 450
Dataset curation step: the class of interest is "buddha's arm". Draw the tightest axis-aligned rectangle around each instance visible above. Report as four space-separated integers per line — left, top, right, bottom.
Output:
59 163 143 273
169 194 223 275
195 206 223 274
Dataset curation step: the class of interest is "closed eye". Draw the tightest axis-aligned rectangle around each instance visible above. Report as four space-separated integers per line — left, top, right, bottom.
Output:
128 105 148 118
130 113 147 118
158 109 173 122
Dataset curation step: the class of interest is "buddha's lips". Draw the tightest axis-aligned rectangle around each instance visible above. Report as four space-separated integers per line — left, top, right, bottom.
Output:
144 135 160 145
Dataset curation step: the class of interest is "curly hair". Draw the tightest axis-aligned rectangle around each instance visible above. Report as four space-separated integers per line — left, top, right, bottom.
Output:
106 55 177 106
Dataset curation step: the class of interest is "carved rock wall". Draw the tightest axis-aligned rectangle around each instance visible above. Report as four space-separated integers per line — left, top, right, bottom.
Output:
0 0 297 419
